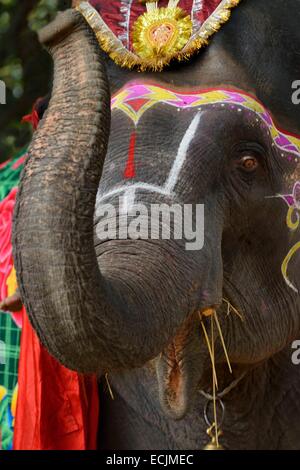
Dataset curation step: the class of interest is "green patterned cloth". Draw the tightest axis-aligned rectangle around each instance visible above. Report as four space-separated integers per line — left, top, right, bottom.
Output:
0 314 20 396
0 314 21 450
0 149 26 201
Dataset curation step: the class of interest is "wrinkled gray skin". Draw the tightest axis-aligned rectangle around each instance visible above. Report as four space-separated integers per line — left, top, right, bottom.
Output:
11 0 300 449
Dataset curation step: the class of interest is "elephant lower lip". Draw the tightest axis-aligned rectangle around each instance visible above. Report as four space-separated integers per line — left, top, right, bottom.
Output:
158 352 188 420
156 312 203 420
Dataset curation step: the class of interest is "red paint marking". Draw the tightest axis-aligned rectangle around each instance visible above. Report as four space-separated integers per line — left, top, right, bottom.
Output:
124 132 136 179
129 98 149 112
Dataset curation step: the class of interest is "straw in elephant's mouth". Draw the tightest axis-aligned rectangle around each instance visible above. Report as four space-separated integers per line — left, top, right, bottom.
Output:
155 299 243 423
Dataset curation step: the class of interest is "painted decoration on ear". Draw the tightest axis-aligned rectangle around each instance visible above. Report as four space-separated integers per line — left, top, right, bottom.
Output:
280 182 300 294
76 0 242 71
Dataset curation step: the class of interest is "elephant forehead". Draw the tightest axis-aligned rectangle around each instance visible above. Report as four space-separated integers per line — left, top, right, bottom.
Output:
98 81 300 206
111 81 300 160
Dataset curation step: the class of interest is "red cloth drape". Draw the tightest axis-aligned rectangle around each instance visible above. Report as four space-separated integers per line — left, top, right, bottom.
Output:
13 313 99 450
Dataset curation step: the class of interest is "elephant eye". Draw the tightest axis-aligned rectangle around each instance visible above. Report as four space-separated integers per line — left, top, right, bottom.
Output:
237 154 259 172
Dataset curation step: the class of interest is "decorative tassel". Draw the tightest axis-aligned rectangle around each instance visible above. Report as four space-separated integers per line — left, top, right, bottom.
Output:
144 0 180 10
168 0 180 8
146 2 158 12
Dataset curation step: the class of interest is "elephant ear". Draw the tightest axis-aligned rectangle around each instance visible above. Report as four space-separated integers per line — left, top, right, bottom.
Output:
74 0 242 71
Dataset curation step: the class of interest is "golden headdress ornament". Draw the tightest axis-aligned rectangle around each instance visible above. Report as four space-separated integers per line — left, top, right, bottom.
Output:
132 1 193 60
76 0 242 71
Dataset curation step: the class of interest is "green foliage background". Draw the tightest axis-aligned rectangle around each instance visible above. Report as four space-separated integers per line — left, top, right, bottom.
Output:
0 0 72 164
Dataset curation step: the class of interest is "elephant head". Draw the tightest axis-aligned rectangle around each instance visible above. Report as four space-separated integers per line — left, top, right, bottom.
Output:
13 0 300 420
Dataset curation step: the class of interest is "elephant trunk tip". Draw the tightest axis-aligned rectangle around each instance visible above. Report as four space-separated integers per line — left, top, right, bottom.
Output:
38 9 83 46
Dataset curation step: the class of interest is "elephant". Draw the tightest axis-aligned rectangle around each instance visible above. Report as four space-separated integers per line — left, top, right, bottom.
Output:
6 0 300 450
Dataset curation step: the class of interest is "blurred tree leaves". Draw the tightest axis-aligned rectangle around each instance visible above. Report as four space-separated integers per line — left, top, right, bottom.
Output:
0 0 71 163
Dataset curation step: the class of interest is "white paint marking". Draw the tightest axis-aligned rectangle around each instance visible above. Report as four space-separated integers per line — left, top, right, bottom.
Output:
164 112 202 193
97 112 202 204
121 187 136 212
97 183 170 204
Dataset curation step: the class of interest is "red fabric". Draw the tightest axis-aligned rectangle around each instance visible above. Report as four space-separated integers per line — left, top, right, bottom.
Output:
21 109 39 131
0 188 24 328
13 313 99 450
89 0 223 50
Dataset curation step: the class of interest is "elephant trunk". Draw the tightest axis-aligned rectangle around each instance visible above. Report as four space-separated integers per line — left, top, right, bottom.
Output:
13 9 176 374
13 9 112 372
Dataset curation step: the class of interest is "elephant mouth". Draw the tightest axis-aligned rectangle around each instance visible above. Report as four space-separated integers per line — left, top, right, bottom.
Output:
156 309 207 420
155 300 240 420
